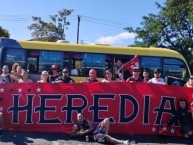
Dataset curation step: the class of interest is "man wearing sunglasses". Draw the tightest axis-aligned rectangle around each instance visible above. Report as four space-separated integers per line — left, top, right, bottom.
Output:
55 68 75 84
49 64 60 83
148 68 165 84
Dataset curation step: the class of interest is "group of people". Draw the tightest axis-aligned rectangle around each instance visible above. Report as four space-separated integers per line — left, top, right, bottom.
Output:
0 63 75 84
1 62 193 87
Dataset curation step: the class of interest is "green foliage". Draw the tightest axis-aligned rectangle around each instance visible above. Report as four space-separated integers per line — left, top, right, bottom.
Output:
28 9 73 42
0 26 10 38
125 0 193 73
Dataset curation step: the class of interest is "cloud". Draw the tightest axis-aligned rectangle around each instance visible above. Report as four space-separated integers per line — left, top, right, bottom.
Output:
95 32 136 45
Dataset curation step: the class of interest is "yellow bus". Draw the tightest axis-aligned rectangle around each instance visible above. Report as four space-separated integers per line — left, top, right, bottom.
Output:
0 38 190 82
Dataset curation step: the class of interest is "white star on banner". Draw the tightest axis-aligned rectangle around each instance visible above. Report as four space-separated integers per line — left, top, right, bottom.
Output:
170 128 175 134
0 88 4 93
18 88 22 93
152 127 156 132
37 87 41 92
0 106 3 112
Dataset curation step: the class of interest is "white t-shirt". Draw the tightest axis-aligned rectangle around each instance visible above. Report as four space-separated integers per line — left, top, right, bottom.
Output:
148 78 165 84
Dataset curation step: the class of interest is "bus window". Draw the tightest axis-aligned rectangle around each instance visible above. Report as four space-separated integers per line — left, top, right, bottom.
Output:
63 52 71 71
82 53 106 77
163 58 187 79
113 55 135 80
105 55 113 70
27 50 39 73
141 56 161 77
3 47 26 70
39 51 64 73
71 53 83 76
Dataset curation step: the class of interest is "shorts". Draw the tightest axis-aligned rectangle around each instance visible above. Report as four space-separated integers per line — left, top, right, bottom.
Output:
93 119 107 143
93 133 106 143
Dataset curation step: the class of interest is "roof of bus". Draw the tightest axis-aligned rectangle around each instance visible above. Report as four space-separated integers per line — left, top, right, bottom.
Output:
17 40 185 59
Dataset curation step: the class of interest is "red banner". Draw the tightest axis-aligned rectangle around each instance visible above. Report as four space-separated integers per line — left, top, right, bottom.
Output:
0 83 193 136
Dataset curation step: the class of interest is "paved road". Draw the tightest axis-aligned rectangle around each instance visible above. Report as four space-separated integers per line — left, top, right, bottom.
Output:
0 131 192 145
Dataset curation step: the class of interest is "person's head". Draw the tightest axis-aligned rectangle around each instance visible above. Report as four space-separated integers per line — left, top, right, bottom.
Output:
62 68 69 77
51 64 59 74
132 67 140 77
89 69 97 80
188 76 193 86
2 65 9 74
105 69 113 80
143 69 149 78
41 70 49 80
154 68 161 78
178 98 187 109
16 65 22 75
116 59 122 68
77 113 85 123
21 70 29 79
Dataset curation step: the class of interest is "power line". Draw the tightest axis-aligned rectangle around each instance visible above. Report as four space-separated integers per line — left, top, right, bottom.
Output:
0 14 135 27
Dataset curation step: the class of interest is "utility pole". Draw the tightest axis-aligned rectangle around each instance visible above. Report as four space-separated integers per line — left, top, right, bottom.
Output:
77 15 80 44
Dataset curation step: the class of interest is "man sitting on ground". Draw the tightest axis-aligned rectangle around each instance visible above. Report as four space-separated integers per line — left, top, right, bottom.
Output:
71 113 129 145
163 98 193 138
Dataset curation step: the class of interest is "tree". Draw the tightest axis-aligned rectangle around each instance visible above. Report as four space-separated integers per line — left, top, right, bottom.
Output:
0 26 10 38
125 0 193 72
28 9 73 42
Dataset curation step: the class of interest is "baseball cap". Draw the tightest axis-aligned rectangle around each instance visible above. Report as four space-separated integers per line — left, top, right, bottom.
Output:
154 68 161 73
133 67 140 72
41 70 49 75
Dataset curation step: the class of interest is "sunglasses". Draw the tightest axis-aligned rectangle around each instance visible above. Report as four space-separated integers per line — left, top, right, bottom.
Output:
63 71 69 73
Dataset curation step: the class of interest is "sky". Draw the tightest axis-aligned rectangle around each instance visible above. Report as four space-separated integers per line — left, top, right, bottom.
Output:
0 0 166 46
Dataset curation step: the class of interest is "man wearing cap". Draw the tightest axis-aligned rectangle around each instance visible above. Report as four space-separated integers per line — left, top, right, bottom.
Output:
126 67 142 83
49 64 60 83
184 76 193 88
147 68 165 84
55 68 75 83
163 98 193 138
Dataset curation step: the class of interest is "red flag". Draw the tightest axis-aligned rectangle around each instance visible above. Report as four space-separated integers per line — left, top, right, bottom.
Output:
120 55 140 74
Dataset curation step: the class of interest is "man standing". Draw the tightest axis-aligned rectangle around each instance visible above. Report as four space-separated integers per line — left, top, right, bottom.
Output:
126 67 142 83
55 68 75 83
148 68 165 84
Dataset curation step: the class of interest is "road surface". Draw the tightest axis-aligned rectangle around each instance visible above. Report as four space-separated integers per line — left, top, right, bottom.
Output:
0 131 192 145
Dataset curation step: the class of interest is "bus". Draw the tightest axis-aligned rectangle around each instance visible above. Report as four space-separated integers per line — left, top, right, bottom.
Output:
0 38 190 82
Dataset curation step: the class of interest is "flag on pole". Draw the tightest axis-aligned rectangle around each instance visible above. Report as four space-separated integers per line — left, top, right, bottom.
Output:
119 55 140 74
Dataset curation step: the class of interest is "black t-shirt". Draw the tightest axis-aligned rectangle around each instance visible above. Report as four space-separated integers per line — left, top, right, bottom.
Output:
76 120 90 131
49 75 59 83
127 76 142 82
57 76 75 83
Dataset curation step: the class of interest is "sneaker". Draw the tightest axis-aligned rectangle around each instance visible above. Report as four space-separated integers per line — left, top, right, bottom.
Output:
122 140 129 145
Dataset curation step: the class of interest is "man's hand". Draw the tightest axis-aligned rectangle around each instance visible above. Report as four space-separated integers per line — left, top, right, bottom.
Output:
76 129 85 135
